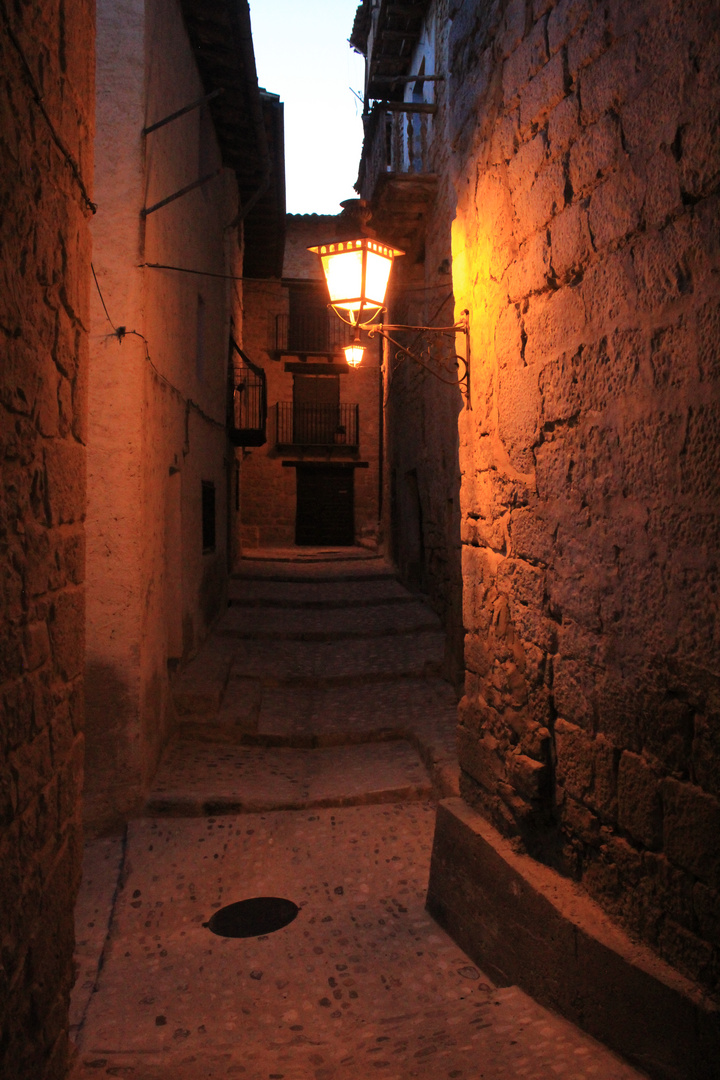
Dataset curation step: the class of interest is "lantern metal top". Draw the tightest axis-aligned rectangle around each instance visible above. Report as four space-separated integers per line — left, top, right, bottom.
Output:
307 238 404 259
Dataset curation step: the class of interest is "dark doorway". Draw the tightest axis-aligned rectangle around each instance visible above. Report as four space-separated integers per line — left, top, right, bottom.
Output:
295 465 354 546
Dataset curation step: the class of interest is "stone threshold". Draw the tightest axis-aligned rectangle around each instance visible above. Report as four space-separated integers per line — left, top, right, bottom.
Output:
427 798 720 1080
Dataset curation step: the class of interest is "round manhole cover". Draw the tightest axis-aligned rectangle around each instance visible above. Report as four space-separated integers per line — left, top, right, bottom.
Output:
204 897 299 938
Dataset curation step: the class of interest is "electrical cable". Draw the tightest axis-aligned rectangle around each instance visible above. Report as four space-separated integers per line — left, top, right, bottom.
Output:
90 264 226 433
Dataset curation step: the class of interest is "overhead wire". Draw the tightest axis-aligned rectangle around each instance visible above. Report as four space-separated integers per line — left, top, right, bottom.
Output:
90 264 226 434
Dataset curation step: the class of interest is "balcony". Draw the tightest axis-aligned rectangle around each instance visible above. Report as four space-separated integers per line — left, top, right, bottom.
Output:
270 312 353 359
356 102 437 205
275 403 359 450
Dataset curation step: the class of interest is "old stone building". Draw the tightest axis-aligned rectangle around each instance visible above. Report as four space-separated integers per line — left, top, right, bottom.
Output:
85 0 284 832
352 0 720 1075
238 211 382 552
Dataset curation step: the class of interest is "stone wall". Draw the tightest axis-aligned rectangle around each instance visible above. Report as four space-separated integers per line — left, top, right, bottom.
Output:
448 0 720 994
0 0 93 1074
378 0 465 681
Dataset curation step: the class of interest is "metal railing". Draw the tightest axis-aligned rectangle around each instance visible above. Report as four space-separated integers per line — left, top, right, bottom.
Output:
272 312 353 353
357 103 436 201
275 403 359 448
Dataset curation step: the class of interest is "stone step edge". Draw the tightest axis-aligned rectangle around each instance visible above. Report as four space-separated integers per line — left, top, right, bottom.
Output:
214 621 441 643
231 572 393 586
172 724 461 801
173 665 445 709
227 595 420 610
142 783 433 818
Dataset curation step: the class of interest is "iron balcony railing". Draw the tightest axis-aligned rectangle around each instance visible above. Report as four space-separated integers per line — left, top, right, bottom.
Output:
272 312 354 354
229 339 266 447
357 102 436 202
275 403 359 448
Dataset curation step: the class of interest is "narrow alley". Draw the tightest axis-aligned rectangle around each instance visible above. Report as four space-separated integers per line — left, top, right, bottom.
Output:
69 551 644 1080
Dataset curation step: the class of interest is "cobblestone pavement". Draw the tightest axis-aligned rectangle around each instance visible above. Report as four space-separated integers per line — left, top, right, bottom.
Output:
71 551 646 1080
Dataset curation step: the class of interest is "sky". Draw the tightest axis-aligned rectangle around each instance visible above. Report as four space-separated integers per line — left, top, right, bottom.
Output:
249 0 366 215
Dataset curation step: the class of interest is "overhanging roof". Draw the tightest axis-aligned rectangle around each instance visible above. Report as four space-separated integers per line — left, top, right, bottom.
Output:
180 0 286 277
350 0 430 101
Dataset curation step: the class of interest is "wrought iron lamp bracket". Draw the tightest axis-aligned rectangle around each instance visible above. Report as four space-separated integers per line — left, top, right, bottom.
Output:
368 310 470 406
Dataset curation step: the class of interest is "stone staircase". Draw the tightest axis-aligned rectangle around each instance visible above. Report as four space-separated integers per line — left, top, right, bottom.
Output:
148 555 460 816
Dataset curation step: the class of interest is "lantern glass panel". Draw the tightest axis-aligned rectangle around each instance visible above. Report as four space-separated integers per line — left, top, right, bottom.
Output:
364 249 394 309
321 249 364 311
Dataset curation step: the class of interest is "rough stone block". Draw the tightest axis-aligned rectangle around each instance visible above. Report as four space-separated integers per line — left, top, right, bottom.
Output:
522 284 585 365
588 167 645 249
578 38 636 123
554 717 593 799
553 657 594 730
494 301 524 368
563 794 601 844
498 0 528 59
550 201 592 280
548 93 580 158
681 403 720 503
458 724 506 787
519 52 566 133
567 4 611 78
503 17 550 108
642 148 682 229
698 297 720 384
582 249 637 326
617 751 663 850
662 777 720 890
508 130 546 196
509 508 555 566
649 318 696 389
548 0 592 54
44 439 85 525
506 229 552 300
508 751 547 799
568 114 620 195
498 364 541 469
632 215 694 310
489 110 519 163
590 733 617 818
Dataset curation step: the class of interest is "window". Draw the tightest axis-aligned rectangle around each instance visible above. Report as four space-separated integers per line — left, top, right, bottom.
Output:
202 481 216 552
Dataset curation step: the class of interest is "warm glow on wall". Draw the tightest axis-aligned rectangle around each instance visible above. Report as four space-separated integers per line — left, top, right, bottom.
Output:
308 238 404 325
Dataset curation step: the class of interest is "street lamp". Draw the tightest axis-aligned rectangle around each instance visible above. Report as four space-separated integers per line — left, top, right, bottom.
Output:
307 238 404 328
308 235 470 404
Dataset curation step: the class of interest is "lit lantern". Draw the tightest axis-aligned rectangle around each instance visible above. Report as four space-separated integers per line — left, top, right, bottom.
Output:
343 338 365 367
308 237 405 326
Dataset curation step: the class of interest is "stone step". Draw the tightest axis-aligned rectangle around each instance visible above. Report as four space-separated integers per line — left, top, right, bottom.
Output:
178 677 461 800
226 631 445 684
228 577 414 607
145 739 433 815
233 553 390 580
215 599 441 640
